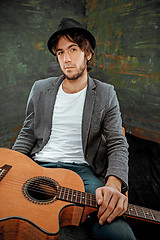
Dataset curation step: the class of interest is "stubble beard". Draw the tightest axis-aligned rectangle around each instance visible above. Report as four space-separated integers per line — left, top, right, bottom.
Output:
63 60 86 81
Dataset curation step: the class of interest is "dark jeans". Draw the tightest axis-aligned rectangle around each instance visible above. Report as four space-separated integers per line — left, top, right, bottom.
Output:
38 161 136 240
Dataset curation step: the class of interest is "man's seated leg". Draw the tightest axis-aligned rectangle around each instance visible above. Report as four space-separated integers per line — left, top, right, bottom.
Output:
88 214 136 240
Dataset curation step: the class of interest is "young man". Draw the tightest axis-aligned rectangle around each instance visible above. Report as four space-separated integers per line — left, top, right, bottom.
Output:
12 18 136 239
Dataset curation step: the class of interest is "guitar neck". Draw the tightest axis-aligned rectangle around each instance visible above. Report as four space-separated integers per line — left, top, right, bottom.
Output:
57 186 160 224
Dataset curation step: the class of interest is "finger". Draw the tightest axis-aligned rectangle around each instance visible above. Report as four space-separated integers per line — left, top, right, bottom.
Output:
125 191 128 198
117 196 128 216
99 192 119 224
96 187 104 205
107 196 128 223
97 187 114 218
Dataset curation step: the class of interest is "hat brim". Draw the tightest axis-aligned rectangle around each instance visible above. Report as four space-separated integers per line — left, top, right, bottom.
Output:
47 27 96 55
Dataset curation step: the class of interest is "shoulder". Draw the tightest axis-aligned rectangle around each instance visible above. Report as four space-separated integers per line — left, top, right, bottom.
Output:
93 77 113 88
34 75 62 89
29 75 63 94
89 76 119 108
90 76 115 96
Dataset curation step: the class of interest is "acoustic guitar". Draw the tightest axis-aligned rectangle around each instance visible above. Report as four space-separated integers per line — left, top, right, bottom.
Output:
0 148 159 240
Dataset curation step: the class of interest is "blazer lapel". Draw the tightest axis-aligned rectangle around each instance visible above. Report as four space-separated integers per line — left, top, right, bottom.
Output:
82 76 96 155
43 75 64 146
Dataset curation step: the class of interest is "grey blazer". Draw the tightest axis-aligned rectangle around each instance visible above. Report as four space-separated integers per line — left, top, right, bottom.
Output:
12 75 129 191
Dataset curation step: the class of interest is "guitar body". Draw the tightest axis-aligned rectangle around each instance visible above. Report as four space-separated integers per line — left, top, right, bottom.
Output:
1 148 160 240
0 148 85 240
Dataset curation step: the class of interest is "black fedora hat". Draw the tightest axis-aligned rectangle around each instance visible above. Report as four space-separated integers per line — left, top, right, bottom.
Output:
47 18 96 55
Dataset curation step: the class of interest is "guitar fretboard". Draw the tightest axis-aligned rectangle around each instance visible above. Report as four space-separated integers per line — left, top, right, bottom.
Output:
57 186 98 208
57 186 160 224
125 203 160 224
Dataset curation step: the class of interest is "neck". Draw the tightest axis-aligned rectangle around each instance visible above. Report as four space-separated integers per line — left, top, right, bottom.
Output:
56 185 160 224
62 71 88 94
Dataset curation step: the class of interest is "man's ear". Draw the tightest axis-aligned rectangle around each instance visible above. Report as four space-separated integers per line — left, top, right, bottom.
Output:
87 51 92 61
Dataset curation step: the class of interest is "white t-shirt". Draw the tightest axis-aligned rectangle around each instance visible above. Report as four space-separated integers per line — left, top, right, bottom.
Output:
34 83 88 164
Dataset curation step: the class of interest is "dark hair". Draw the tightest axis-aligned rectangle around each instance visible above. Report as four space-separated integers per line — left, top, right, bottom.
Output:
51 30 94 72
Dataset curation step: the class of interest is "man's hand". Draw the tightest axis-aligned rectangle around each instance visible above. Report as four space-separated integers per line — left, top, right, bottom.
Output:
96 176 128 225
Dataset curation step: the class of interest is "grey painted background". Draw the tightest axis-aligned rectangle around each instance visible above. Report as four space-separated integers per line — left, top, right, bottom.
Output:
0 0 160 147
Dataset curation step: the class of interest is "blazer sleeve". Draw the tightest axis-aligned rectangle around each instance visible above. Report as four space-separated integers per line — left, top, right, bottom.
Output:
12 82 37 156
103 86 129 193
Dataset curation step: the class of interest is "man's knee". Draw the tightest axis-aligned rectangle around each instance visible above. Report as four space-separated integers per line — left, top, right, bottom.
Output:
90 217 136 240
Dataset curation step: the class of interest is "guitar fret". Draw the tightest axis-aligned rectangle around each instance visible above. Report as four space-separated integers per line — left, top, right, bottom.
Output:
79 191 82 204
62 187 66 200
144 207 155 221
66 188 69 201
153 209 160 221
77 191 80 203
142 207 152 220
141 207 147 218
85 192 87 206
89 193 92 206
137 207 145 218
58 186 63 199
79 191 81 203
128 205 138 217
71 189 74 202
92 195 97 207
57 185 160 224
81 192 85 205
148 209 155 220
75 190 78 203
86 193 90 206
77 192 80 204
67 188 71 202
81 192 84 204
84 193 87 204
72 189 76 202
132 205 138 217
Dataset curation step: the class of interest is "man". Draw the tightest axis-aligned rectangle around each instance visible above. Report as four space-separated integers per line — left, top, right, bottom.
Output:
12 18 136 239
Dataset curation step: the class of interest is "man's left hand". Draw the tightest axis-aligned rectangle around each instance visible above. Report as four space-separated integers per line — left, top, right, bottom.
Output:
96 176 128 225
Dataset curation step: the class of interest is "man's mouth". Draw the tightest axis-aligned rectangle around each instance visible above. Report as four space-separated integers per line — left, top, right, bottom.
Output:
64 64 75 70
65 67 74 70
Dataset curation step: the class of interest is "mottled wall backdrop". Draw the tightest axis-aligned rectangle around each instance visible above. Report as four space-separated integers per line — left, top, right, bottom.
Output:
0 0 160 147
0 0 86 147
87 0 160 143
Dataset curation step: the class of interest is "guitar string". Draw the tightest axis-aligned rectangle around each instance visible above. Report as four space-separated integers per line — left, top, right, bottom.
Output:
126 204 160 220
1 172 92 199
1 175 160 220
2 179 160 222
1 182 160 221
1 180 57 197
1 171 57 182
0 183 98 209
1 175 59 195
1 181 160 221
1 176 96 205
1 172 95 201
0 170 71 194
1 171 159 219
1 170 97 201
1 173 157 218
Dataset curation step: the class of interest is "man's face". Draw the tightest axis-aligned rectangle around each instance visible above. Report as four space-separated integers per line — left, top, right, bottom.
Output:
55 36 88 80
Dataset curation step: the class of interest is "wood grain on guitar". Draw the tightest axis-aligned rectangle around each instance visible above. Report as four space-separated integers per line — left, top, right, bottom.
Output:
0 148 160 240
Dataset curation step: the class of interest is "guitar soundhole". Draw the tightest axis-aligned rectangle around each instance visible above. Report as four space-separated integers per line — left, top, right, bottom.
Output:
22 176 59 204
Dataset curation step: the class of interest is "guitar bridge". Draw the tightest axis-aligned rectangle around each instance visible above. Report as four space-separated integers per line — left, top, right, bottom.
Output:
0 164 12 182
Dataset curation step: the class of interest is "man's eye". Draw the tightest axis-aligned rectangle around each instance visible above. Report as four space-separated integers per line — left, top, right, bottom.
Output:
58 51 63 55
71 48 76 52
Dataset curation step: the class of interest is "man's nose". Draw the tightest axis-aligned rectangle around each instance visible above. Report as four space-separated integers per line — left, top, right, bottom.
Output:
64 51 71 62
